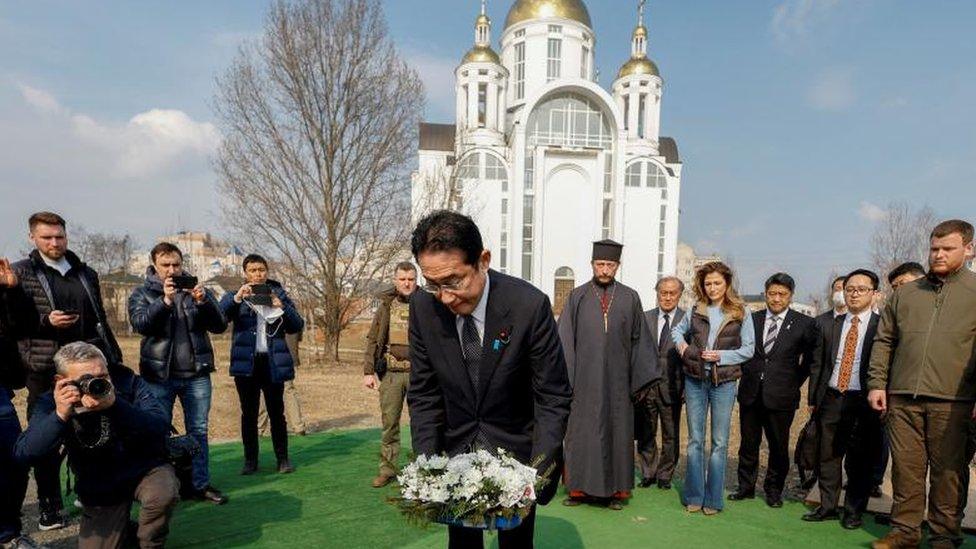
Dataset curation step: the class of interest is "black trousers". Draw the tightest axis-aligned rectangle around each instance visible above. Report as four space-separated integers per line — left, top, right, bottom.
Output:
448 507 536 549
235 354 288 463
26 370 63 512
635 384 681 482
817 389 882 514
736 398 795 497
0 404 29 542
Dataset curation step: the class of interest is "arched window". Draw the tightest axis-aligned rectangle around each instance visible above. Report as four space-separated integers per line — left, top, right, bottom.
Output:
553 267 576 317
625 159 669 198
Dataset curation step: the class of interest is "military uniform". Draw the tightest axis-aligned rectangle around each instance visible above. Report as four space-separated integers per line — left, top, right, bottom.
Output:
364 290 413 480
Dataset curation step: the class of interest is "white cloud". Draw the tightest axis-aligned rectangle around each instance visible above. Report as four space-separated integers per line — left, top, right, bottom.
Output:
405 50 458 121
858 201 887 222
807 68 856 111
18 83 64 115
771 0 844 42
15 83 218 179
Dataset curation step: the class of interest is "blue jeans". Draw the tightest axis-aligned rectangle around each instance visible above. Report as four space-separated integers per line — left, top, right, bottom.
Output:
1 391 28 543
683 376 737 511
145 376 213 491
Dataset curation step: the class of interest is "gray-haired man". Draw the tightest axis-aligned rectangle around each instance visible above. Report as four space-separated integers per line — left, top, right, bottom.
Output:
15 343 177 549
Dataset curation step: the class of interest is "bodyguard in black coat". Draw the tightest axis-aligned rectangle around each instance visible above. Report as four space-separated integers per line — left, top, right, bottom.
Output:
732 274 817 507
407 211 572 549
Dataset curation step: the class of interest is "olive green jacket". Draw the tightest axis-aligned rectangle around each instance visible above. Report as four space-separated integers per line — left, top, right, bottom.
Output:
867 268 976 401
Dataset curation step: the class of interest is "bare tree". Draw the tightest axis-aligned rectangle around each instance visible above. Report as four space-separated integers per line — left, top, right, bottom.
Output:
74 228 136 275
214 0 424 360
869 201 936 283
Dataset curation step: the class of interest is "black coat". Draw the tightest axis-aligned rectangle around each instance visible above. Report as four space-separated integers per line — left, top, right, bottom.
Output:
809 312 880 407
127 268 227 382
0 287 30 389
14 366 170 506
11 250 122 371
738 309 818 411
407 270 573 505
644 307 685 404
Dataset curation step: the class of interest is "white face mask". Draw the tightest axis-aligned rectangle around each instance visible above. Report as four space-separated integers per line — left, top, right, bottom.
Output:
832 291 846 308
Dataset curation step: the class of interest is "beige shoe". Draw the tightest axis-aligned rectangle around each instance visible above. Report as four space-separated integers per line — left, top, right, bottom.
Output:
686 504 702 513
702 507 720 516
371 474 394 488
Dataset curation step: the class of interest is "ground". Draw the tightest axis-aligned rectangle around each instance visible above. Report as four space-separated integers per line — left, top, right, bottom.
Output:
8 334 971 547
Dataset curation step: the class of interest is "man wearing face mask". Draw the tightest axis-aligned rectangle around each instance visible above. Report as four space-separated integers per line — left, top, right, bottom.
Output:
559 240 659 511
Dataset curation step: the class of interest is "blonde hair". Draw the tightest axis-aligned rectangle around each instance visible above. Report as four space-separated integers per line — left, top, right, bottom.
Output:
693 262 746 321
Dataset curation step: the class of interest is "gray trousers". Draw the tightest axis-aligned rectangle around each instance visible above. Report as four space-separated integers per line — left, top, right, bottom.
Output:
78 465 179 549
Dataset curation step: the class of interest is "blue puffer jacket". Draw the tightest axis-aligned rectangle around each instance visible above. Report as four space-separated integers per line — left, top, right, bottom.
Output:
219 280 304 384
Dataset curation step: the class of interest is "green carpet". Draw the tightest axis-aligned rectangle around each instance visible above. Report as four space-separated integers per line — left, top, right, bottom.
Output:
163 429 976 548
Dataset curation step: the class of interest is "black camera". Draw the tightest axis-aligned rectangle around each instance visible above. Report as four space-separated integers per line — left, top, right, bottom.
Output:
73 374 113 398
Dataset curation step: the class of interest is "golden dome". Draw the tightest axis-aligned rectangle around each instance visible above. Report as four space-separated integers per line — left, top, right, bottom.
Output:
505 0 592 29
618 56 660 79
462 44 501 64
476 13 491 25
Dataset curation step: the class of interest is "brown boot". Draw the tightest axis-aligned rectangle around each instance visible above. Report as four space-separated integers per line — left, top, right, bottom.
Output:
371 474 394 488
871 531 920 549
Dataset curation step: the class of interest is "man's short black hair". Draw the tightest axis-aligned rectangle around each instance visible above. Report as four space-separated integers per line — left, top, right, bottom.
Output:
243 254 268 270
843 269 880 290
764 272 795 293
831 276 846 289
411 210 484 267
887 262 926 284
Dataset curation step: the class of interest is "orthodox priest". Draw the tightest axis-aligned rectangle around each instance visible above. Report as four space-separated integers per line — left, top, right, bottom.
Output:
558 240 659 510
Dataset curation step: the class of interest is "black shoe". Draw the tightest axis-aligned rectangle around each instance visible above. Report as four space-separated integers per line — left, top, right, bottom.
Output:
728 490 755 501
241 460 258 475
765 495 784 508
841 512 863 530
657 479 672 490
37 508 66 531
562 497 583 507
277 459 294 474
802 507 840 522
194 485 229 505
871 485 883 498
638 477 654 488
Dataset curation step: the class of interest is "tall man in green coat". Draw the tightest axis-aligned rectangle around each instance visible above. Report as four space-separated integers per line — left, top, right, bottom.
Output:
363 261 417 488
867 219 976 549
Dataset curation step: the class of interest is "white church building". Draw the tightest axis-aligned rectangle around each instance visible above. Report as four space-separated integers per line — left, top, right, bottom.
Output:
412 0 682 312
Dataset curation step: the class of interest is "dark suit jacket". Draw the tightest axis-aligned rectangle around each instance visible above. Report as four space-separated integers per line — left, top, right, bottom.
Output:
408 269 573 505
738 309 818 411
809 312 880 407
645 307 685 405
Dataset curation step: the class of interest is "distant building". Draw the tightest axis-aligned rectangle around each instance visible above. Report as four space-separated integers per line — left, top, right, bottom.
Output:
675 242 722 310
99 271 144 334
742 294 817 317
130 232 244 279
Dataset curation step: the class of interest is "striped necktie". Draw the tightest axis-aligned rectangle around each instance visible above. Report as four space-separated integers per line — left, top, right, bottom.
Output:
461 315 490 450
764 315 780 355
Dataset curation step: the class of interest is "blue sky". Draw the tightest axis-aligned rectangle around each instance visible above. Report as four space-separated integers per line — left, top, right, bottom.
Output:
1 0 974 298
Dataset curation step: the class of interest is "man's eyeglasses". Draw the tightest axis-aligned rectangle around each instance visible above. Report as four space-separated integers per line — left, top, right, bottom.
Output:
421 280 465 295
845 286 874 296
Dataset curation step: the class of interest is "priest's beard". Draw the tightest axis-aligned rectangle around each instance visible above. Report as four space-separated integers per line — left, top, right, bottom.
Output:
592 276 615 288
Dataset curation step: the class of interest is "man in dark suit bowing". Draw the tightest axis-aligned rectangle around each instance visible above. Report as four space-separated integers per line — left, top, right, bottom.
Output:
635 276 686 490
730 273 817 508
803 269 883 530
407 211 573 549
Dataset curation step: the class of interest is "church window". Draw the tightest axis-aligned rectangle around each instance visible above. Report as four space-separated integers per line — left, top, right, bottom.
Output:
457 154 480 179
478 83 487 127
547 38 562 81
625 162 641 187
548 25 563 34
581 46 590 79
522 195 534 279
602 199 613 240
527 93 611 149
515 42 526 100
623 96 630 131
638 95 647 138
603 153 613 193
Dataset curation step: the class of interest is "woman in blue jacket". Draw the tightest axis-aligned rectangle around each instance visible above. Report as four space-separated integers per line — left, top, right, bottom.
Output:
220 255 304 475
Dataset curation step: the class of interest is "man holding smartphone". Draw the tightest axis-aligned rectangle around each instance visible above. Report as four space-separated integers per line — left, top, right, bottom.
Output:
10 211 122 531
128 242 229 505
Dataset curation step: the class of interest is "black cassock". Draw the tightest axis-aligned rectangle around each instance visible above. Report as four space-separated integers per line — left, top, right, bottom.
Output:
557 280 659 498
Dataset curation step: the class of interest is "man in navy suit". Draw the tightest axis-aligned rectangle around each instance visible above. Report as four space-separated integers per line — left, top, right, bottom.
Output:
803 269 884 530
731 273 817 508
407 211 572 549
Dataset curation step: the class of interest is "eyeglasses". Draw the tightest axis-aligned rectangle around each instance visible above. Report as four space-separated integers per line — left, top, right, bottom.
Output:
844 286 874 296
421 272 474 295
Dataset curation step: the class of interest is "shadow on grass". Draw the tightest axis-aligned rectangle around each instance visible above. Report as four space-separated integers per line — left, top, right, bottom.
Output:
170 490 303 547
534 515 585 549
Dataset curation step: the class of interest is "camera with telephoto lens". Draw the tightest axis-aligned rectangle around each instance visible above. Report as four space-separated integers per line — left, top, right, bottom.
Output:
73 374 113 398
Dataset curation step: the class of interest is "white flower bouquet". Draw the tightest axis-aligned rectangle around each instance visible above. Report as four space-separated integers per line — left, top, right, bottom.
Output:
392 449 545 530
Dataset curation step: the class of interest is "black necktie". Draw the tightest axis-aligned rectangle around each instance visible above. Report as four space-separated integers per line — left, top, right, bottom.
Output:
659 313 671 351
461 315 490 450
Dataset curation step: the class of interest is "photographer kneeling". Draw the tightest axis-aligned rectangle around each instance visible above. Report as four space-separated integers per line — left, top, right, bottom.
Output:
15 342 177 549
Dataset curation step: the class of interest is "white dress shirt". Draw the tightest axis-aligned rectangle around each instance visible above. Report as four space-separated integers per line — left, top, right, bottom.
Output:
455 273 490 345
764 310 787 339
829 309 873 391
657 308 677 344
